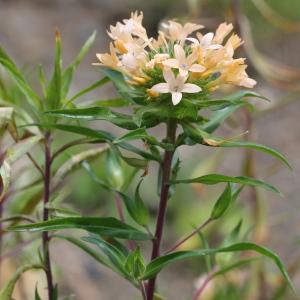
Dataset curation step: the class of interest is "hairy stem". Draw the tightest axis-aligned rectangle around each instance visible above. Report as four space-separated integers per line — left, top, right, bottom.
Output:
146 119 177 300
43 132 54 300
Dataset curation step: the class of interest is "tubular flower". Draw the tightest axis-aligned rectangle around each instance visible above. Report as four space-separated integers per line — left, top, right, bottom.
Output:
95 12 256 106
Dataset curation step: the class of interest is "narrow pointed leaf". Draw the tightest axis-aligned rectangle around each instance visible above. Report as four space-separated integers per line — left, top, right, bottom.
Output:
46 30 62 110
45 107 137 130
52 234 112 269
62 31 97 97
171 174 281 195
142 242 294 292
210 184 232 219
8 217 150 240
0 47 41 109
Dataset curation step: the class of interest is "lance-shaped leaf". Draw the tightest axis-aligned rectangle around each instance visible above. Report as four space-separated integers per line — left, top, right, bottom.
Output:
142 242 294 293
117 180 149 227
0 135 43 201
35 285 42 300
8 217 151 240
52 146 109 187
182 123 291 169
28 123 160 161
201 104 244 134
124 247 146 280
171 174 281 195
114 127 160 145
62 31 97 97
0 107 14 134
210 184 232 220
100 68 143 102
45 107 138 130
0 264 43 300
0 47 41 109
88 98 130 107
46 30 62 110
82 235 129 278
66 77 110 105
52 234 113 270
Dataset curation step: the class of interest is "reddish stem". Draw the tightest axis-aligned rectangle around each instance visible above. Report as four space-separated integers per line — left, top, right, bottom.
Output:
146 119 177 300
43 132 55 300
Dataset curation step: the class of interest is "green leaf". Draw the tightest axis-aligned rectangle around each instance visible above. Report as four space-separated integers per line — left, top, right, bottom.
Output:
117 180 149 227
52 146 109 187
0 107 14 132
46 30 62 110
100 68 142 102
114 127 159 145
8 217 151 240
62 31 97 97
220 141 291 170
89 98 130 107
52 234 112 269
212 257 259 279
0 264 43 300
26 123 159 161
201 104 244 134
105 148 125 190
0 136 42 201
29 123 114 141
82 235 129 278
35 284 42 300
46 107 138 130
6 135 43 162
183 123 291 169
142 242 294 292
124 247 146 280
0 47 41 110
210 184 232 220
171 174 281 195
66 77 109 105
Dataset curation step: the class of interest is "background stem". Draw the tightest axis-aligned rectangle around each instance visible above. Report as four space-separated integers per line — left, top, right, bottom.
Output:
146 119 177 300
43 132 54 300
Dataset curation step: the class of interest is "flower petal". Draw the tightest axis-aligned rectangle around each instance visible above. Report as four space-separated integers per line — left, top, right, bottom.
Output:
151 83 170 93
172 92 183 105
207 44 223 50
174 44 186 62
186 37 199 45
163 68 176 84
189 64 206 73
179 69 189 77
163 59 180 69
182 83 202 93
201 32 214 47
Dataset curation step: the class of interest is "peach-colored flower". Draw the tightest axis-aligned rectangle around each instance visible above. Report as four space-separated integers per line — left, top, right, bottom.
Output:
151 68 202 105
163 44 206 76
163 20 204 43
146 53 170 69
94 43 121 69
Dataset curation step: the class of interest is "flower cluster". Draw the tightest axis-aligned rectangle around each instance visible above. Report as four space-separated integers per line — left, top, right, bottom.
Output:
95 12 256 105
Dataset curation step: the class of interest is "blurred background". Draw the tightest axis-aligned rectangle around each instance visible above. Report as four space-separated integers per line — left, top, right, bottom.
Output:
0 0 300 299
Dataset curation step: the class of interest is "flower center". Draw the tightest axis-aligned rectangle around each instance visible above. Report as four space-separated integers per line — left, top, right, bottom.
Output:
181 63 189 69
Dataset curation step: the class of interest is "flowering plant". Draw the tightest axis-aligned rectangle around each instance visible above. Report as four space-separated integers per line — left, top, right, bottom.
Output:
0 11 293 300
